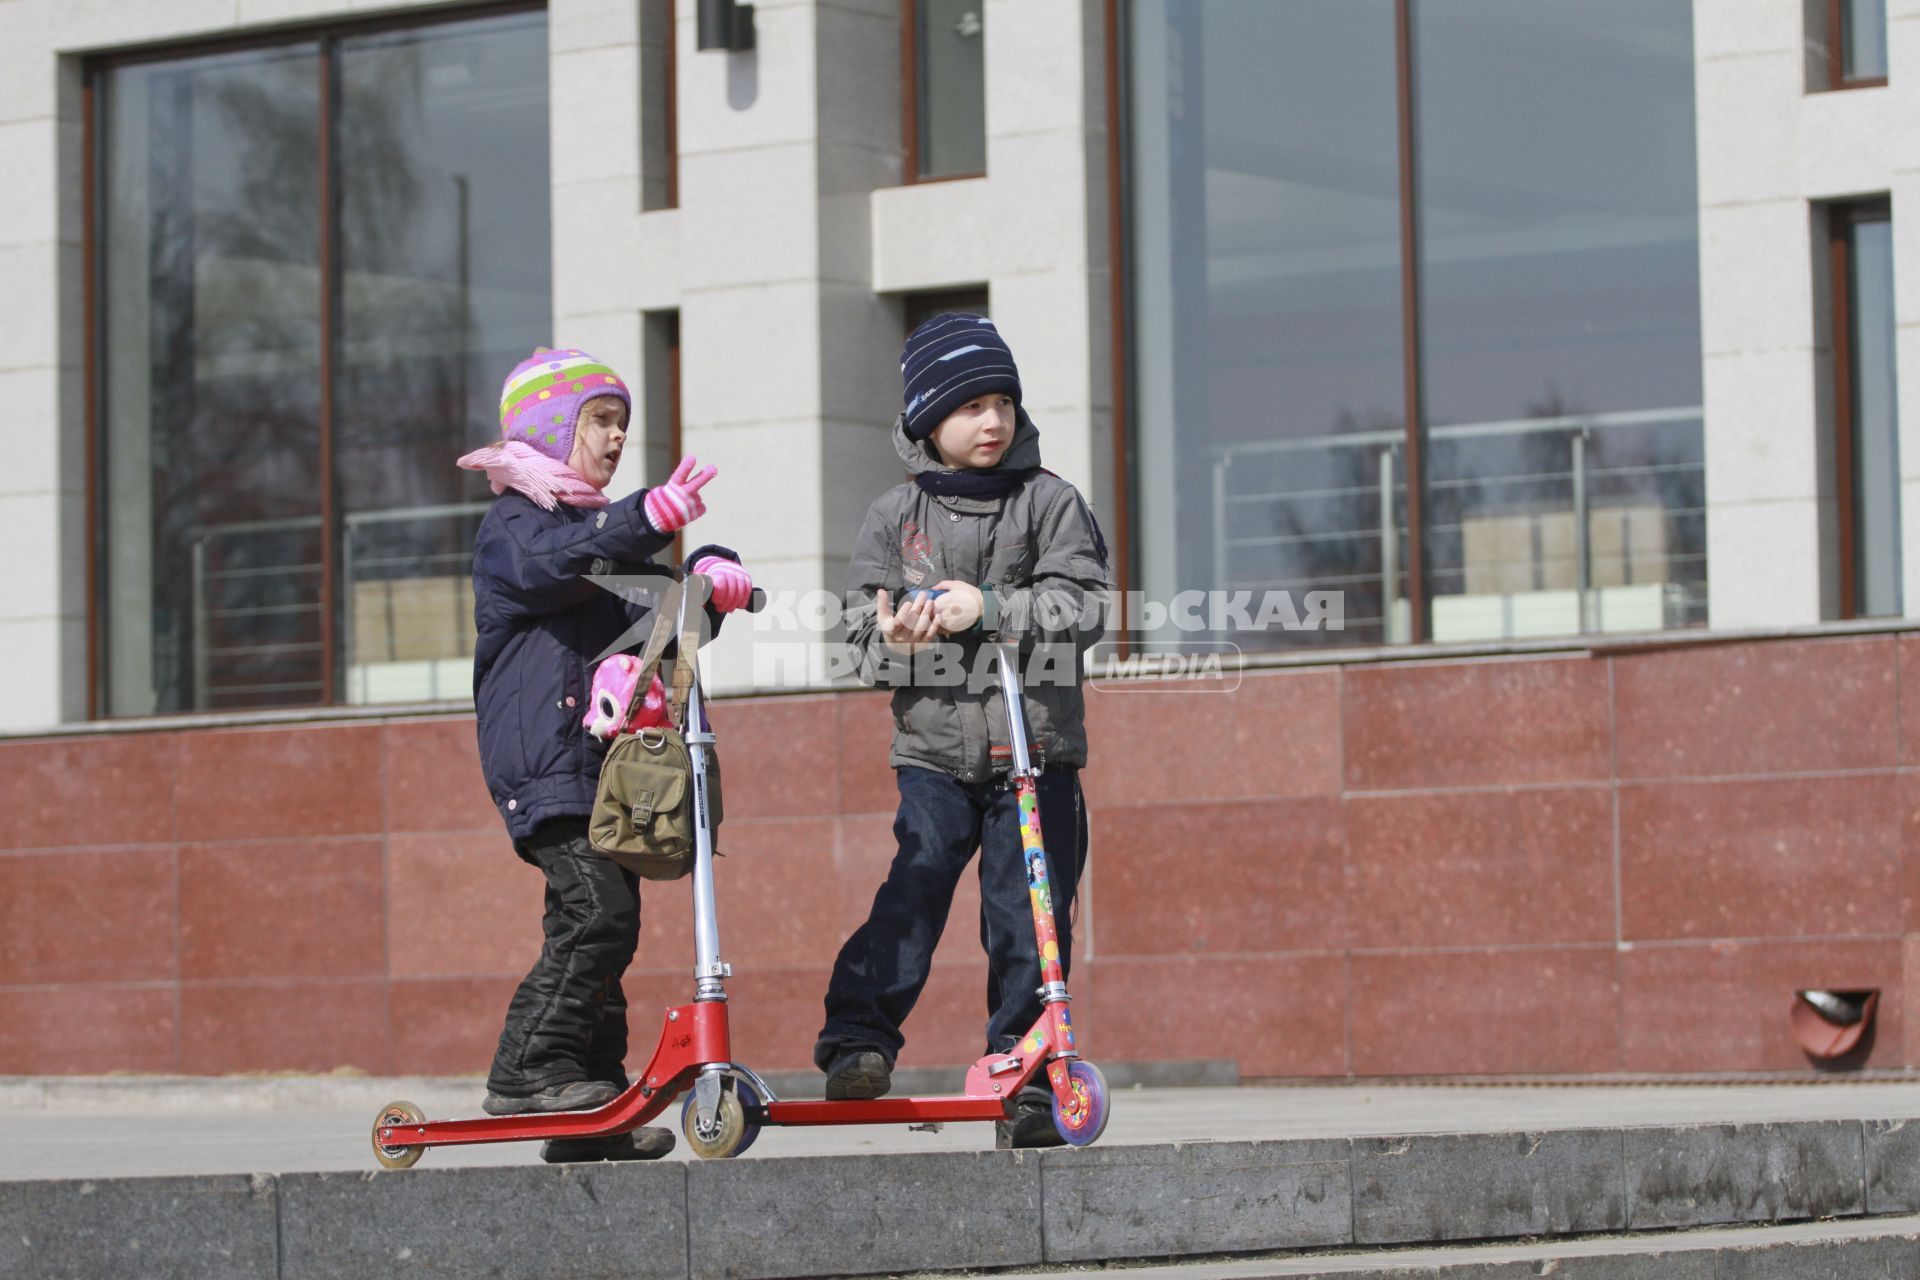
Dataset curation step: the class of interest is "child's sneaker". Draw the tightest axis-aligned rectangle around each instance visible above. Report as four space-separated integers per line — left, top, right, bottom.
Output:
540 1127 676 1162
823 1049 892 1100
995 1085 1065 1149
482 1079 621 1115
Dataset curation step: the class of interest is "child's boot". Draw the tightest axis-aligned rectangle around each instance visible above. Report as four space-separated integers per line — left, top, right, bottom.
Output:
482 1079 621 1116
995 1084 1065 1149
540 1126 676 1162
822 1048 892 1100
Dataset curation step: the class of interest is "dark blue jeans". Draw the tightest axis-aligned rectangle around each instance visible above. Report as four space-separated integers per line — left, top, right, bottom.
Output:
815 766 1088 1069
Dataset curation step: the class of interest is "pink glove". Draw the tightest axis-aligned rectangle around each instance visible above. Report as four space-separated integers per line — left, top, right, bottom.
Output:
696 556 754 613
643 456 717 534
583 655 670 740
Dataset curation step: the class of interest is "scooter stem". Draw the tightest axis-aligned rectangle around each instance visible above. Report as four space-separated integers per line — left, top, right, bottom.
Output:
681 578 727 1001
995 641 1074 1028
994 641 1033 780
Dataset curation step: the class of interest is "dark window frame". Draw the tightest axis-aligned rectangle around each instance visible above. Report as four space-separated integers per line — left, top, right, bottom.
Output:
1827 0 1888 91
901 0 987 186
1828 196 1895 619
668 311 683 565
83 0 547 721
644 0 677 210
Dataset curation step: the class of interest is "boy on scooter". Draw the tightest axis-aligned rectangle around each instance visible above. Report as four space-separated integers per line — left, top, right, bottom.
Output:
815 314 1111 1148
459 347 754 1162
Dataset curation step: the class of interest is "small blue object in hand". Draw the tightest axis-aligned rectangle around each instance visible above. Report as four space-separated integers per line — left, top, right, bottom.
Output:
905 588 947 603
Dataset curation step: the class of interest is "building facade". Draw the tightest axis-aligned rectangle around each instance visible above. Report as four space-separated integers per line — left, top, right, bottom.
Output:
3 0 1918 1079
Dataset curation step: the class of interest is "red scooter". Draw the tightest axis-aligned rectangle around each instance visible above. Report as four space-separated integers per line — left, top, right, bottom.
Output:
372 574 1107 1166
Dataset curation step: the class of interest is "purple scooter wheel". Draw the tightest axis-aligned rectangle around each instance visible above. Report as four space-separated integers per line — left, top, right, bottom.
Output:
1050 1060 1109 1147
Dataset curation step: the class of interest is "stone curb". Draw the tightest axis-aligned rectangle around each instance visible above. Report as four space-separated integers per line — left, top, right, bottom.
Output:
4 1118 1913 1280
1019 1214 1920 1278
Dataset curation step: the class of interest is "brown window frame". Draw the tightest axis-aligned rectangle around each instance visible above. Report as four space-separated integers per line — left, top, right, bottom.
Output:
1102 0 1130 651
1828 196 1894 620
1392 0 1428 641
83 0 547 721
1826 0 1888 91
901 0 987 186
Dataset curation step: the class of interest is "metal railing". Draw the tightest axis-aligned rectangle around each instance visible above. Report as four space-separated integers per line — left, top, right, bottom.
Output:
1211 406 1707 643
342 503 488 704
189 515 325 710
190 502 490 710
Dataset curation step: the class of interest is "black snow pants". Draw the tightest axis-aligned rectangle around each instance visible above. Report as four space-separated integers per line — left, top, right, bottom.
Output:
487 818 639 1095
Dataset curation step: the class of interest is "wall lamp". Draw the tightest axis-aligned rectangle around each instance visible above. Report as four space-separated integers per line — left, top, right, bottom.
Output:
697 0 756 51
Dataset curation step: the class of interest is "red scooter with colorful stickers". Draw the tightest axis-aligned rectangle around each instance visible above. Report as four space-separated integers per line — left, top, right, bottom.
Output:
372 577 1108 1167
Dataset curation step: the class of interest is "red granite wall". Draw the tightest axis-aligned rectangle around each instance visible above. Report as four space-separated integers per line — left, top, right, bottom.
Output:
1 630 1909 1078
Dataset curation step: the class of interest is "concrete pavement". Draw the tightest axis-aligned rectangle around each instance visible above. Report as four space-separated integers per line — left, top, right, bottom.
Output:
7 1073 1920 1179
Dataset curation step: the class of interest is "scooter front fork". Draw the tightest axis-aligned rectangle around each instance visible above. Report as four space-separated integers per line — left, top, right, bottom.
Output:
962 995 1080 1108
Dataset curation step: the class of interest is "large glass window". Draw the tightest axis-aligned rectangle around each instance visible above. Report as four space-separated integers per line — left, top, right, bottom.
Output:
1130 0 1409 646
97 9 549 716
1414 0 1704 642
1126 0 1704 650
908 0 986 180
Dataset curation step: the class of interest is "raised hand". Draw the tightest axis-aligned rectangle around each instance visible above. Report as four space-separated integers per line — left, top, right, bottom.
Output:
694 555 754 613
643 456 718 533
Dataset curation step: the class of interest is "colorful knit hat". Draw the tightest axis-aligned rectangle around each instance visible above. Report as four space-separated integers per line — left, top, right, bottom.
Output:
900 313 1022 442
498 347 632 462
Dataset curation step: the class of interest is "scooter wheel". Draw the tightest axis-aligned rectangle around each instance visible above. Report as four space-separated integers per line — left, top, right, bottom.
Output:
681 1082 755 1159
731 1079 764 1156
371 1100 426 1169
1051 1061 1109 1147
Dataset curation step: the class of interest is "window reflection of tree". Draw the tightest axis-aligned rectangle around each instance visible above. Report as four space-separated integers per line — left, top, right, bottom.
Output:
1250 409 1403 650
150 54 324 709
336 37 474 608
1427 389 1586 601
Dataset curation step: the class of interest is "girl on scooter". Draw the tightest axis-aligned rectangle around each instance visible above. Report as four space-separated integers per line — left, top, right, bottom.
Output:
458 347 754 1162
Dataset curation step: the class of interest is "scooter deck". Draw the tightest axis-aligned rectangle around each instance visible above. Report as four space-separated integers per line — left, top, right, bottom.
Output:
761 1096 1009 1126
374 1082 1019 1152
375 993 1060 1154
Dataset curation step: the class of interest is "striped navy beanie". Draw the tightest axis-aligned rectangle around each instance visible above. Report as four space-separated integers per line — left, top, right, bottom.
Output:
900 313 1022 442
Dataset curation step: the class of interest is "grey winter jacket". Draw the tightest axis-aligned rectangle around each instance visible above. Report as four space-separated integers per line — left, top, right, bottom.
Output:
844 412 1112 781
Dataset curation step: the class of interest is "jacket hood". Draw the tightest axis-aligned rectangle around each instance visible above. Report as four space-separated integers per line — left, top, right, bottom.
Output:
891 407 1043 477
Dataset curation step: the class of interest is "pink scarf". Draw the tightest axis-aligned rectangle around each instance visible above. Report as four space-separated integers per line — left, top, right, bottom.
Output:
457 441 609 510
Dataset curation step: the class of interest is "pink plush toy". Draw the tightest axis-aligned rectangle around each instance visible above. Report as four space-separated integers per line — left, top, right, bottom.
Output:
583 654 671 740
